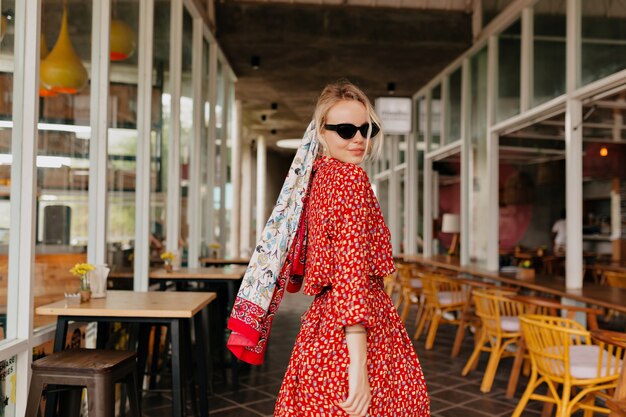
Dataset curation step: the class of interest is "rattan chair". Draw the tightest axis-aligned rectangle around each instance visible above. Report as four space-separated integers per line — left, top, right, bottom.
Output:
606 271 626 289
512 315 623 417
461 288 523 393
413 273 466 350
395 263 423 323
504 294 603 399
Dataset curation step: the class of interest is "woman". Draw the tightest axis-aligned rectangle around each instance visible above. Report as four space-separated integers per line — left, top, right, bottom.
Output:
274 81 430 416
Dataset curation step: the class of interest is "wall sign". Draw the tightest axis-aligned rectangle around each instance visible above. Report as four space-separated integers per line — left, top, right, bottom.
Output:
374 97 412 135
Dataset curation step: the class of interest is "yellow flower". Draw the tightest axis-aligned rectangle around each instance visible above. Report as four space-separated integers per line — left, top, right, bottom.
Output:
160 251 175 262
69 263 95 277
519 260 532 269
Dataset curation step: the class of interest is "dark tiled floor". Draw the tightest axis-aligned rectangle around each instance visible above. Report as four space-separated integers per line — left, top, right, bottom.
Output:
141 291 608 416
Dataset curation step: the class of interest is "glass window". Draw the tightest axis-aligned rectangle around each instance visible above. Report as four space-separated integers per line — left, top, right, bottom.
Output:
497 20 521 122
430 84 442 151
415 97 426 249
581 1 626 86
471 47 488 145
378 178 390 224
107 1 139 275
383 136 392 171
150 0 170 262
224 77 235 258
179 8 193 265
213 61 225 251
448 68 462 142
399 171 406 253
35 0 92 330
534 1 566 106
0 0 15 342
398 134 406 164
200 38 211 259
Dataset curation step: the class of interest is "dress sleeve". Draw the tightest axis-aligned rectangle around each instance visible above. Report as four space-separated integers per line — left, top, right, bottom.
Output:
329 164 374 328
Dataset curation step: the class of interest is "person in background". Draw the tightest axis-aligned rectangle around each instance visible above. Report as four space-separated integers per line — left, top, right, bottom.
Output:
552 209 567 255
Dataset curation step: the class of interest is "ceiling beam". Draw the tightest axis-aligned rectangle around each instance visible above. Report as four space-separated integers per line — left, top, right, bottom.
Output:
225 0 472 11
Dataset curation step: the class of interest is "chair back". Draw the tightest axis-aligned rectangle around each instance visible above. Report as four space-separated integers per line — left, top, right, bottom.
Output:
511 295 602 330
423 274 466 308
519 315 622 382
472 289 522 335
605 271 626 289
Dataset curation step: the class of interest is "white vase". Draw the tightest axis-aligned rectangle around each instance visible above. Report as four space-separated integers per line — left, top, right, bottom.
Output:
88 264 110 298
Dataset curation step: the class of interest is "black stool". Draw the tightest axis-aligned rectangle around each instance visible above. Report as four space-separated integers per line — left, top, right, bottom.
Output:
26 349 141 417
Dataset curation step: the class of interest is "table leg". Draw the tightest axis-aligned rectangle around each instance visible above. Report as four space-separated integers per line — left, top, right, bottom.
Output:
193 313 209 416
149 325 163 390
170 319 183 417
45 318 71 417
96 321 109 349
53 318 69 352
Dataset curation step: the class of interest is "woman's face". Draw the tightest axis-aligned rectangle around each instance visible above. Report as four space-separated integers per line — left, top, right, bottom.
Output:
322 100 370 165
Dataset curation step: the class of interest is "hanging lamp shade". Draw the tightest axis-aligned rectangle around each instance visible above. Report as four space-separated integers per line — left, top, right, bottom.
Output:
41 33 50 59
109 19 135 61
40 8 88 95
0 15 7 44
38 34 58 97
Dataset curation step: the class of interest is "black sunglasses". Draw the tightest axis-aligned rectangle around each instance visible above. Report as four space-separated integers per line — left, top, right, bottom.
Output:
324 122 380 140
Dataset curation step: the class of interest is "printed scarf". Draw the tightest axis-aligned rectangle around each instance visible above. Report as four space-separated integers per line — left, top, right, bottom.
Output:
227 122 319 365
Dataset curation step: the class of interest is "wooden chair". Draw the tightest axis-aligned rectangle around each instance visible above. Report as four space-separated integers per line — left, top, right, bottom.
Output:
512 315 623 417
606 271 626 289
461 288 523 393
395 263 423 323
451 279 518 359
413 273 467 350
505 294 603 400
26 349 141 417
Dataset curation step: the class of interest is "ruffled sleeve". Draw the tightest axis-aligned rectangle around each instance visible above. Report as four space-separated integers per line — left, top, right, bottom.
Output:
328 163 375 328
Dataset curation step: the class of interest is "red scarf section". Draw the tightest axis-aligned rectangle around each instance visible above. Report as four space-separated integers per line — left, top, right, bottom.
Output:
227 187 310 365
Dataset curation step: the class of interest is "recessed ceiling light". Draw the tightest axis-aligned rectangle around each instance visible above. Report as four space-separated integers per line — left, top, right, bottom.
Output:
276 139 301 149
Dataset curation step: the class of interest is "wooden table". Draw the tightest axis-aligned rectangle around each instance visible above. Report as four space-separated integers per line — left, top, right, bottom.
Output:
399 254 626 314
37 290 217 417
590 329 626 417
149 266 247 390
198 257 250 266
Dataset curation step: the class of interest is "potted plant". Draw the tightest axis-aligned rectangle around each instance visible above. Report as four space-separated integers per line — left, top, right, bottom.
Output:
69 263 96 302
160 251 175 272
517 260 535 280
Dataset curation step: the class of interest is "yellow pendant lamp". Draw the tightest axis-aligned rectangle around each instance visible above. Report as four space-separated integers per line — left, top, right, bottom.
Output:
39 34 58 97
40 7 88 95
0 15 7 44
110 19 135 61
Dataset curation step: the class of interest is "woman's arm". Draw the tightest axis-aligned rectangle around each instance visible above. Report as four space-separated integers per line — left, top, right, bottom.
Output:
338 324 370 417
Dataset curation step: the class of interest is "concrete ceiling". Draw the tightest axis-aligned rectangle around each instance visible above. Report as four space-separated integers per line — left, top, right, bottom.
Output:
214 1 473 151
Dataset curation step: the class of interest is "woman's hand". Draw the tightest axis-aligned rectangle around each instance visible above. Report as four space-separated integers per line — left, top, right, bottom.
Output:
338 324 370 416
338 361 371 416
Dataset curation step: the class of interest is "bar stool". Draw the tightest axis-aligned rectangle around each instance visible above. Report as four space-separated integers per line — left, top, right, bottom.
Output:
26 349 141 417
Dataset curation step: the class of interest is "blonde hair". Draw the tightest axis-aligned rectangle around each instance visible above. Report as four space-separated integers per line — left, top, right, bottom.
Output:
313 80 384 162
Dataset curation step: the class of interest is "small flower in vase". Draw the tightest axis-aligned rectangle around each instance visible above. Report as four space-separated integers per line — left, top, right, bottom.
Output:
517 260 535 280
70 263 95 302
160 251 175 272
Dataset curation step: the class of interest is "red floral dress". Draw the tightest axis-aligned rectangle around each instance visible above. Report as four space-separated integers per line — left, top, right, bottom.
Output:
274 156 430 416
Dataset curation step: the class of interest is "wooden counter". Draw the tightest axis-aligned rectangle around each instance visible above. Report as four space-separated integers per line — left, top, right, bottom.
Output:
399 254 626 314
